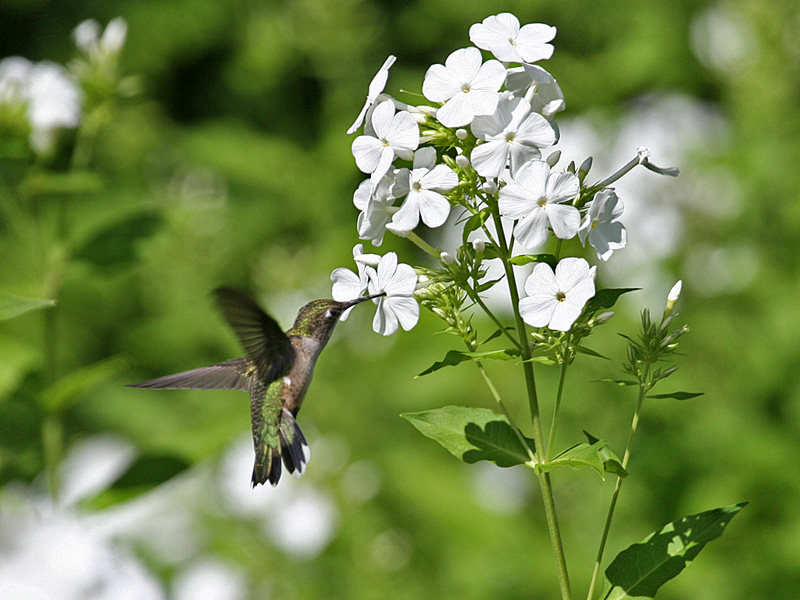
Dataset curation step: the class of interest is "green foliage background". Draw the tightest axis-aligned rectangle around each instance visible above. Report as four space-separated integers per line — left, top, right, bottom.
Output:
1 1 799 598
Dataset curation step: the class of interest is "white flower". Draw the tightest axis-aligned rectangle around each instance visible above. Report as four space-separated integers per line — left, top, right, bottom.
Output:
26 61 82 153
469 14 556 64
519 258 596 331
366 252 419 336
0 56 31 105
73 18 128 57
505 64 565 118
351 100 419 184
422 47 505 128
386 147 457 234
578 189 626 261
331 244 381 320
347 55 396 134
470 95 555 178
353 170 408 246
498 160 580 248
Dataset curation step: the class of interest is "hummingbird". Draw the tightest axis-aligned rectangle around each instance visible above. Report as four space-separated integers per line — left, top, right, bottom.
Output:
129 287 382 487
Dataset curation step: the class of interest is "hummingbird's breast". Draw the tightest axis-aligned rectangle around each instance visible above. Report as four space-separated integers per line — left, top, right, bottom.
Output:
282 335 324 414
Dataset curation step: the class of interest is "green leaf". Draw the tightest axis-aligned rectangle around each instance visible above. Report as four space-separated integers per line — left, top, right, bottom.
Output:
584 431 628 478
74 212 162 272
575 345 609 359
0 294 55 321
585 288 639 315
401 406 534 468
476 277 503 293
509 253 556 267
417 348 520 377
537 441 606 478
596 378 638 386
40 357 124 412
647 391 704 401
461 209 491 244
604 502 748 600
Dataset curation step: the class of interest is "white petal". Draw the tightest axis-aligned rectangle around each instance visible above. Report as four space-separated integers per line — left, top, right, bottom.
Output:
373 297 398 336
513 209 549 248
369 99 396 138
515 160 549 196
368 55 396 100
384 110 419 153
554 257 592 292
415 190 450 228
387 296 419 331
472 140 510 178
422 64 460 102
517 111 556 147
545 170 579 203
464 88 501 119
444 47 482 82
546 203 580 240
565 277 595 309
471 59 506 91
519 295 556 328
547 302 582 332
353 178 371 210
347 99 371 135
498 182 536 219
413 146 437 170
370 146 396 184
524 261 559 296
390 198 421 233
421 164 458 191
351 135 384 174
385 262 418 296
376 251 399 289
515 23 556 63
436 92 475 127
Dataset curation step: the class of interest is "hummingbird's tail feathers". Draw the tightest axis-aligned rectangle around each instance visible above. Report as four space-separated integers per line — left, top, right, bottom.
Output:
279 408 311 479
252 442 282 487
128 358 254 392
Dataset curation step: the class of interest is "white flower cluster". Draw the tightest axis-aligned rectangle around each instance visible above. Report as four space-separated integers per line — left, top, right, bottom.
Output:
333 13 652 335
0 18 127 155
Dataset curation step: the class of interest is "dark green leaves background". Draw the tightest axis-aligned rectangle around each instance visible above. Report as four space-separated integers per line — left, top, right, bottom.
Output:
1 1 798 599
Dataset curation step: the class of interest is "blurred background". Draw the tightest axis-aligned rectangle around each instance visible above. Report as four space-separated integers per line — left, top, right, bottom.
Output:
0 1 798 599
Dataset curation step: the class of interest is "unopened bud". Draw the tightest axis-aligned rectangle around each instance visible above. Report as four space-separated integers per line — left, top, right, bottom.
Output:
472 239 485 255
455 155 470 169
593 311 614 325
455 128 468 140
664 280 682 317
482 180 498 194
546 150 561 167
578 156 593 180
440 251 455 266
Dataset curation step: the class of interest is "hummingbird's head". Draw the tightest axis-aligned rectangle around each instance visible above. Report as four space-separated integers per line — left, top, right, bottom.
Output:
291 293 384 343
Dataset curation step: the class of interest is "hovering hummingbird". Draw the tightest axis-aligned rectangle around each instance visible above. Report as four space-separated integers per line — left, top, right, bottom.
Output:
129 287 382 487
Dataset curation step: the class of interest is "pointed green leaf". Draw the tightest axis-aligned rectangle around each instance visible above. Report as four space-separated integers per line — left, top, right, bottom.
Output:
401 406 534 467
509 253 556 267
585 288 639 314
0 294 55 321
647 391 704 401
575 345 609 359
417 348 520 377
604 502 748 600
537 441 606 478
476 277 503 293
461 208 491 244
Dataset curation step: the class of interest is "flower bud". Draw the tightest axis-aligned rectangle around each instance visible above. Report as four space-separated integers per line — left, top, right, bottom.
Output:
440 251 455 266
455 154 470 169
546 150 561 167
664 280 682 317
455 128 468 140
472 239 485 255
593 311 614 325
578 156 593 180
482 180 498 194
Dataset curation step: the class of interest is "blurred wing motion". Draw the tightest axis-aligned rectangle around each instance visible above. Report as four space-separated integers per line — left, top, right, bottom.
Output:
128 358 256 391
213 287 295 382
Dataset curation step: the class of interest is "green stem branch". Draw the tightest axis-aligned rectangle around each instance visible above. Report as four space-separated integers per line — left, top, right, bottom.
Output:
546 349 570 461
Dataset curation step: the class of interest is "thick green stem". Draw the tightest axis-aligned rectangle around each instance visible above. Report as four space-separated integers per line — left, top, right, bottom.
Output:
492 212 572 600
585 380 647 600
405 231 440 257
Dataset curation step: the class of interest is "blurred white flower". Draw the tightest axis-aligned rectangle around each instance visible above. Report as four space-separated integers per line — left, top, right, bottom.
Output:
331 244 380 320
173 560 247 600
73 18 128 56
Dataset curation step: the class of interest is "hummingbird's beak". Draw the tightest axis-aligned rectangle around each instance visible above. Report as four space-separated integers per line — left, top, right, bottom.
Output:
345 292 386 308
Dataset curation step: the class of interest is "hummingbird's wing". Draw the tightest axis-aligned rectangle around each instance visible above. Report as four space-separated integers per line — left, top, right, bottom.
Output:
213 287 296 383
128 358 256 391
